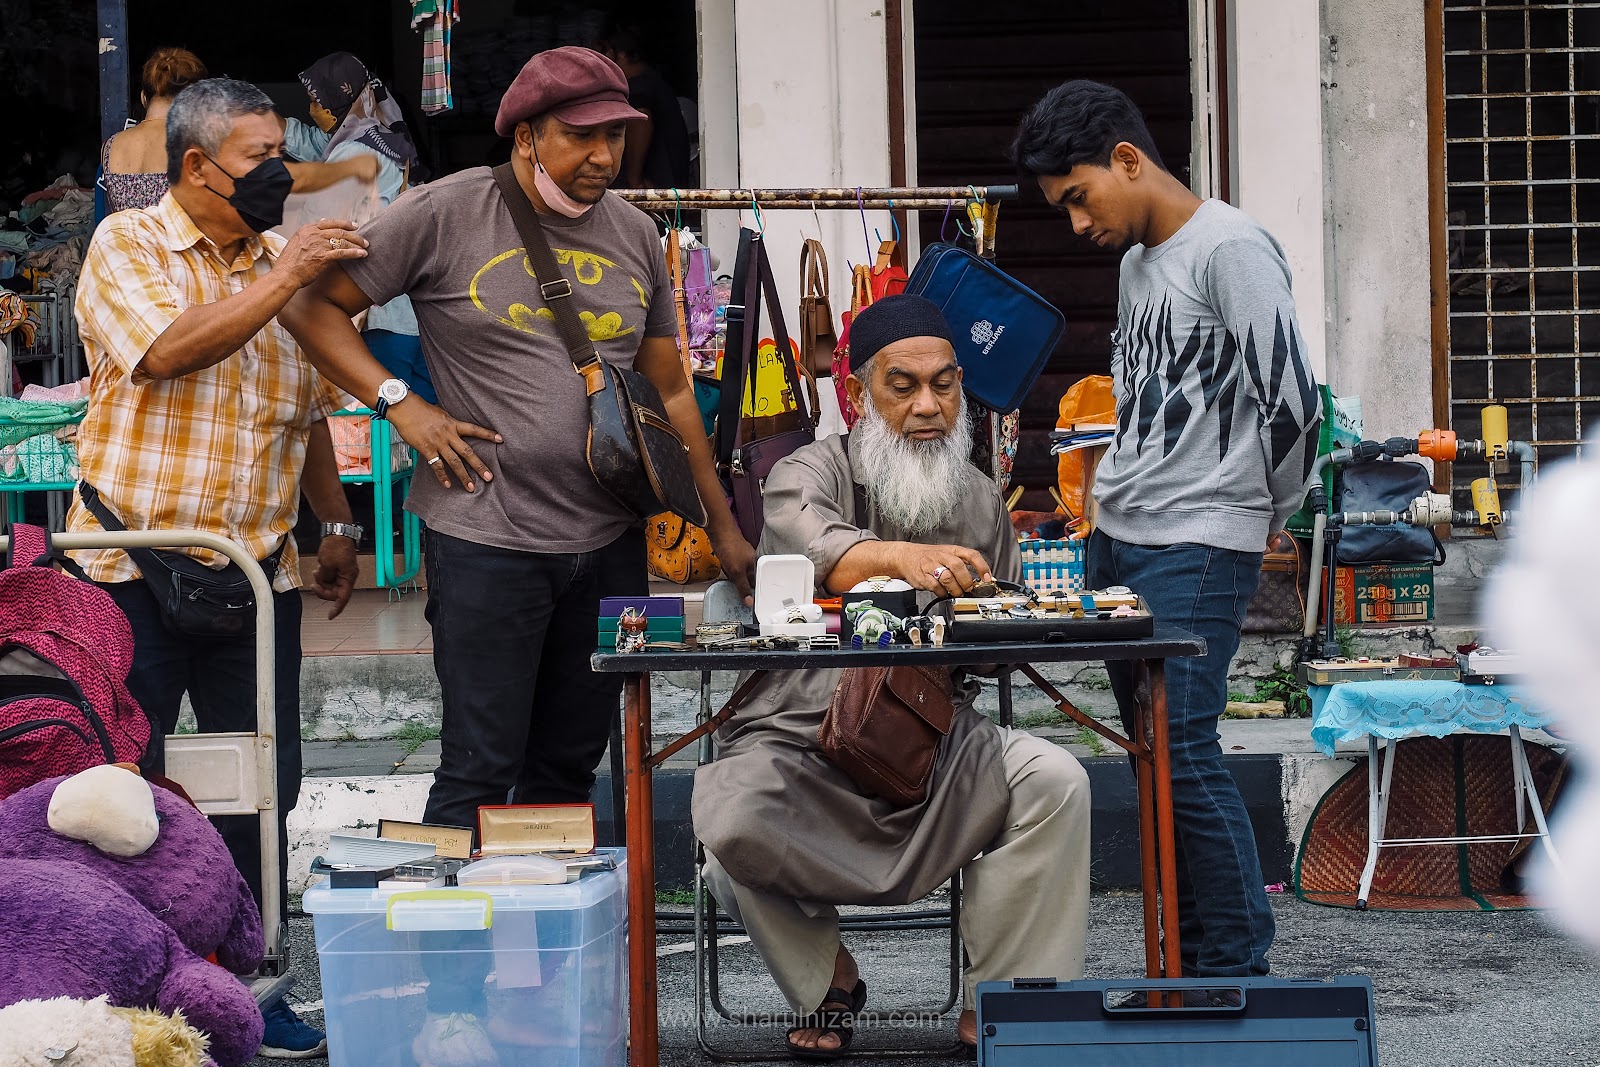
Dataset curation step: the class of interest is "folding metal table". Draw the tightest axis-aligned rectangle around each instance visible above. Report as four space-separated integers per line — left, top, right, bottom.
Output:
1309 679 1563 908
592 622 1207 1067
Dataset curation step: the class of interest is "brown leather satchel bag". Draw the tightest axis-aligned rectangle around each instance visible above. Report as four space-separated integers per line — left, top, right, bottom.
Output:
799 239 838 378
819 665 956 807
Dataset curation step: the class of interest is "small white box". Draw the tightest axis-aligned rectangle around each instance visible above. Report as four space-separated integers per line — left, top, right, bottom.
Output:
755 554 827 638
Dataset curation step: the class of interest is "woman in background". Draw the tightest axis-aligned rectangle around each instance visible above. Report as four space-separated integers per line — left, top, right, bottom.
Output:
98 47 378 219
283 51 434 404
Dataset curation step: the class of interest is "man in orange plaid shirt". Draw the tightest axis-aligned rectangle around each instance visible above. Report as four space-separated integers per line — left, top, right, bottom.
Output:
67 78 369 1059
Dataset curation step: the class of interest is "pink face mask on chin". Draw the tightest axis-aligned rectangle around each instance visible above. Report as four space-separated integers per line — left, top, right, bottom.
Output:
534 161 595 219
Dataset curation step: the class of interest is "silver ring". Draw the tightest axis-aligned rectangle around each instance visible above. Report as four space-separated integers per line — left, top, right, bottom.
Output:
428 456 443 466
932 566 948 580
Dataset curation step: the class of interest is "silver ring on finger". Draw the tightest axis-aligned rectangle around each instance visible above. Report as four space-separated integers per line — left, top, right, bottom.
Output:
932 565 948 580
428 455 443 466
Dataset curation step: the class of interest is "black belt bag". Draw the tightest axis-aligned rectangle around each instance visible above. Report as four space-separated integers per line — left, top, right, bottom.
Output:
489 164 706 528
79 483 282 639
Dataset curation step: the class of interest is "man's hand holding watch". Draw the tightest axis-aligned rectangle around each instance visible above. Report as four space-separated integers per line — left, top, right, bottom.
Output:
370 377 502 493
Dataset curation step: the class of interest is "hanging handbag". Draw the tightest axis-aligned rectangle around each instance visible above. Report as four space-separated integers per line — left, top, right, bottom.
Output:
818 663 956 808
684 242 718 352
491 164 705 527
905 242 1065 414
717 228 819 546
830 265 873 427
646 227 722 584
799 239 838 379
831 241 907 428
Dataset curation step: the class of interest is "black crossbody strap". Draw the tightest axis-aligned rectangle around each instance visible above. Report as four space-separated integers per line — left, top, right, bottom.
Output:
717 228 759 469
78 482 179 584
78 482 283 581
490 163 605 396
756 240 816 433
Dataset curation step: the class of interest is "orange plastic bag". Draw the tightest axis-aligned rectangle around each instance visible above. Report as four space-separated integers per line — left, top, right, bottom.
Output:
1055 375 1115 528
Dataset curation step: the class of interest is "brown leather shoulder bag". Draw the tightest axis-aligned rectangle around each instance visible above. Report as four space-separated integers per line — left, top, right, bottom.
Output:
819 664 956 808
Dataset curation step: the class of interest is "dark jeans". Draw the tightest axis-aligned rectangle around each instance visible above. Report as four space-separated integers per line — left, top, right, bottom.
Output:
101 579 303 938
420 526 647 833
418 527 645 1017
1086 530 1274 976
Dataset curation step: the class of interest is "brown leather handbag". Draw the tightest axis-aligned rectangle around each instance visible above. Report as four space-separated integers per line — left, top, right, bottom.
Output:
492 164 705 527
799 239 838 378
819 665 956 807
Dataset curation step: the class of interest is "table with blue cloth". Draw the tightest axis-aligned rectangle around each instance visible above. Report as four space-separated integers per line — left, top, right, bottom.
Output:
1308 680 1560 907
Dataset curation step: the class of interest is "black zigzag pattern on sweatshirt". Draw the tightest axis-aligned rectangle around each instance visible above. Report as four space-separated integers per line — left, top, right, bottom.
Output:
1116 296 1314 475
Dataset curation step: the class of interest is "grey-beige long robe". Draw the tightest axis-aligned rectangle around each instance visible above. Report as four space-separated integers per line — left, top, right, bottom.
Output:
691 434 1023 906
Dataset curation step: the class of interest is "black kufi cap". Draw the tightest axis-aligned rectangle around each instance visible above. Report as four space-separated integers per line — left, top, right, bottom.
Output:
848 293 954 374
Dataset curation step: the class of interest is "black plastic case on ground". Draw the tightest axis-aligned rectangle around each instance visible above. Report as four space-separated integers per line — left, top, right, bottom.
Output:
977 976 1378 1066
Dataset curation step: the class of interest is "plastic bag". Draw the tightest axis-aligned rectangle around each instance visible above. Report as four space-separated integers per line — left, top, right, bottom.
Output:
1055 375 1116 526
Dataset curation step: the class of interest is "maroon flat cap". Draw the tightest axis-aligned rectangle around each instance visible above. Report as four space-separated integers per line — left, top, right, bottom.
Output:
494 46 646 138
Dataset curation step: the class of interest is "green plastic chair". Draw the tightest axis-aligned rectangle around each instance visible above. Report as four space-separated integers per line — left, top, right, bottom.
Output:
337 410 421 589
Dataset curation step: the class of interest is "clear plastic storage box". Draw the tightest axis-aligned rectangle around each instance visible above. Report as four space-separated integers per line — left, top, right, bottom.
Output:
302 848 627 1067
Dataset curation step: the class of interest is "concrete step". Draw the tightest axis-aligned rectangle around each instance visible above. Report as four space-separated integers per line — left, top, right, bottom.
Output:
284 716 1495 896
291 622 1485 743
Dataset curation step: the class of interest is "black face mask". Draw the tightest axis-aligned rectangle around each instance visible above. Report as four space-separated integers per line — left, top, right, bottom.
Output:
203 155 294 233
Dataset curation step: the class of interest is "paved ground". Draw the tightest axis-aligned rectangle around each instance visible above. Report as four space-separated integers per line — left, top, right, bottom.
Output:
249 893 1600 1066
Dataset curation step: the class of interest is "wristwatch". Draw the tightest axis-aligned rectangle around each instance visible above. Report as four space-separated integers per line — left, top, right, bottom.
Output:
371 378 410 420
320 522 365 542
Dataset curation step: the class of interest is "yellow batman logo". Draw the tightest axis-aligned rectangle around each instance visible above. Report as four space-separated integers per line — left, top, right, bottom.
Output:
469 247 639 340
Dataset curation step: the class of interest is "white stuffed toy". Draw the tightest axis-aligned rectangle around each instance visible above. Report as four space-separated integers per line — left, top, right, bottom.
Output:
0 995 208 1067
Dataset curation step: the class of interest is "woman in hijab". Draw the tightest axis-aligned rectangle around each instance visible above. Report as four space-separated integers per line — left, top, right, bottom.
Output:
284 52 434 403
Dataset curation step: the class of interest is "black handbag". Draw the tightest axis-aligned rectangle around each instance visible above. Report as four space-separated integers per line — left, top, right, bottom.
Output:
490 164 705 527
79 483 281 639
716 227 819 546
1334 458 1445 565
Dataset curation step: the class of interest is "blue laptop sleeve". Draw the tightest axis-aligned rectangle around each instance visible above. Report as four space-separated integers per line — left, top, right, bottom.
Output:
905 243 1066 414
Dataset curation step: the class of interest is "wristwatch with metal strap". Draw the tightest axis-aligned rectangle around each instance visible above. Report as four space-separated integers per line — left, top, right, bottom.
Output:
320 522 365 541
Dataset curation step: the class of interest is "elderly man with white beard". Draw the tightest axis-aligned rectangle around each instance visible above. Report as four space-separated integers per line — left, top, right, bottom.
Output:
692 294 1092 1060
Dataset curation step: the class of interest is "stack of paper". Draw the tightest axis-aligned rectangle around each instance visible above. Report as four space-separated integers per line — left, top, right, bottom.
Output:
1050 422 1116 455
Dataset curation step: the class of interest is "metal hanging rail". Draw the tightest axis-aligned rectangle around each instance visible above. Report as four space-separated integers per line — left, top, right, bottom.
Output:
614 184 1018 211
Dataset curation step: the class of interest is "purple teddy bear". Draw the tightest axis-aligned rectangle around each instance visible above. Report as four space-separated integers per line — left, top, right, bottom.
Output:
0 767 266 1067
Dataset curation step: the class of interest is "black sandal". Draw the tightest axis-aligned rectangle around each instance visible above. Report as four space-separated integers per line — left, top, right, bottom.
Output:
786 978 868 1061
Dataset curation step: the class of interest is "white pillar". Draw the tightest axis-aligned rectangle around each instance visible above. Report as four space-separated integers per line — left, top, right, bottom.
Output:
724 0 896 328
1319 0 1436 442
1229 0 1329 381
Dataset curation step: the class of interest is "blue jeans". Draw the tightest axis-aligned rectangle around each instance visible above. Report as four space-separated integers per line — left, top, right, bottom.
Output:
1086 531 1274 976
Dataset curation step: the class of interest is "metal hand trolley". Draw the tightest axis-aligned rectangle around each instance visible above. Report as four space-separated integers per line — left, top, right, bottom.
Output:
0 528 293 1005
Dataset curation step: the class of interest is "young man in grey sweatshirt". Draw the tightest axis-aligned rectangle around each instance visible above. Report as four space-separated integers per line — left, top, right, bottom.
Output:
1013 80 1322 978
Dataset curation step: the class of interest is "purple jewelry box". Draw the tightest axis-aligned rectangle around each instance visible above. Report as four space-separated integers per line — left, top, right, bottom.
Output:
599 596 685 618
